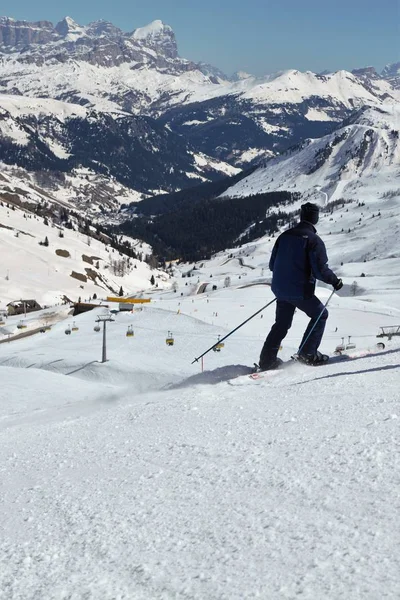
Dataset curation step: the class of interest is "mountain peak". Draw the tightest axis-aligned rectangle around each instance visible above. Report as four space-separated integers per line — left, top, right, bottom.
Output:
86 19 123 38
352 66 380 79
132 20 170 38
131 20 178 59
55 16 84 37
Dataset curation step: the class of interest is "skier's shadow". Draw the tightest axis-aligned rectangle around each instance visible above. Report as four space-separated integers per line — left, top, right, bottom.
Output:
296 363 400 385
167 364 253 389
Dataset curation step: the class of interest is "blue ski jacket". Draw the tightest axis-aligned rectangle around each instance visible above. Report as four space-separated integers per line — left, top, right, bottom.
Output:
269 221 339 300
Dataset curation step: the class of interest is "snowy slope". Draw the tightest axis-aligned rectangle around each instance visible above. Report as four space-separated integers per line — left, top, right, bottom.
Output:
222 104 400 199
0 276 399 598
215 104 400 293
0 188 167 308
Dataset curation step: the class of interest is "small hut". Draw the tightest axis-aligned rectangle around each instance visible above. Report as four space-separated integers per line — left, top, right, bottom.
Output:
7 299 42 316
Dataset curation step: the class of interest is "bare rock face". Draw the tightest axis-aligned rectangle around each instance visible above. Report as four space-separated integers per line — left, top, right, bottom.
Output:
0 17 57 45
54 16 83 37
131 20 178 60
352 67 380 80
0 15 180 69
85 20 123 39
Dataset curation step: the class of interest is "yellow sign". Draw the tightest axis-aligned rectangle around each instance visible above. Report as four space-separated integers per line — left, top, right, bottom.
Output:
106 297 151 304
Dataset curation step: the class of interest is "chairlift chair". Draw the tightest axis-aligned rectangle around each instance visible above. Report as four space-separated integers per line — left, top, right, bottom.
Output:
166 331 174 346
71 321 79 332
334 336 356 355
213 335 225 352
65 326 72 335
345 335 356 350
126 325 134 337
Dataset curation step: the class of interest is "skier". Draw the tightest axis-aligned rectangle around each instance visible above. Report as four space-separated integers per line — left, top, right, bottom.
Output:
259 202 343 370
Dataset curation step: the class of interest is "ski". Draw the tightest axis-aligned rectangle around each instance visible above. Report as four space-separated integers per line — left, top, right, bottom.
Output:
228 343 386 386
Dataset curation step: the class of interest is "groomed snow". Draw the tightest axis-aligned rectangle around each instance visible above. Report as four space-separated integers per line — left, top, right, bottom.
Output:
1 235 400 597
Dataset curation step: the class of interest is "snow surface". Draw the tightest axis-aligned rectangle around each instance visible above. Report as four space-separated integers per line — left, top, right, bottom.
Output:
223 104 400 203
1 54 398 117
1 226 400 597
0 195 167 308
132 20 172 40
0 94 88 121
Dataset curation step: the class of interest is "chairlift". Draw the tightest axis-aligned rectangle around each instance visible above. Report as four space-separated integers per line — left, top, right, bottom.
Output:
334 336 356 355
377 325 400 341
126 325 134 337
166 331 174 346
213 335 225 352
94 323 101 332
65 325 72 335
71 321 79 332
17 320 27 330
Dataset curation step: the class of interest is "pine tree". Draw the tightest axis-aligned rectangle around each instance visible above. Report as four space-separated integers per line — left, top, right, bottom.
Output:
118 286 124 297
150 275 155 286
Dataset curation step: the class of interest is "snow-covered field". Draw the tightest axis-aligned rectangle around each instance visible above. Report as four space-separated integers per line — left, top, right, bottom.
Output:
1 240 400 598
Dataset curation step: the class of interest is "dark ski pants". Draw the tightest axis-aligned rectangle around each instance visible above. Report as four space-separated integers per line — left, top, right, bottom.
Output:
259 295 328 367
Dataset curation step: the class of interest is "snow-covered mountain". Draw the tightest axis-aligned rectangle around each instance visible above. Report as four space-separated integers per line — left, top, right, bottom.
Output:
0 93 239 212
0 16 399 168
222 104 400 202
382 62 400 89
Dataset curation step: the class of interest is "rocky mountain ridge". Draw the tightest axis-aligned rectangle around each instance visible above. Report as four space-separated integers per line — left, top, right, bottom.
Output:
0 94 239 217
0 15 399 218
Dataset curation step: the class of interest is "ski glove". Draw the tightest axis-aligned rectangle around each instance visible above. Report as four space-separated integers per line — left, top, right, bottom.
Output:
333 278 343 291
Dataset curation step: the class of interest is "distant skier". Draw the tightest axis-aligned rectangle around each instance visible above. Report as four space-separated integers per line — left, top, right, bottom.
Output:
259 202 342 370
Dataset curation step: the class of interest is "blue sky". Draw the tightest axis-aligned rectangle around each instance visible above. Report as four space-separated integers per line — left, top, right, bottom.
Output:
6 0 399 76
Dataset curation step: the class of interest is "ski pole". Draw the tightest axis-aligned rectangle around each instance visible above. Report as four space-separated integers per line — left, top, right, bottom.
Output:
192 297 277 364
296 289 335 356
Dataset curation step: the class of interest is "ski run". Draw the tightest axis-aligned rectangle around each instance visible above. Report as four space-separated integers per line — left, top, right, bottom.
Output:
1 269 400 599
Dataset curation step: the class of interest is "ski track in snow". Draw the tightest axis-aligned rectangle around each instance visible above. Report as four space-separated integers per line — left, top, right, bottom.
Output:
0 297 399 599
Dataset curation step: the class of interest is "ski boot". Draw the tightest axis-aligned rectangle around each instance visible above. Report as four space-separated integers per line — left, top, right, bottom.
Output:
297 350 329 366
